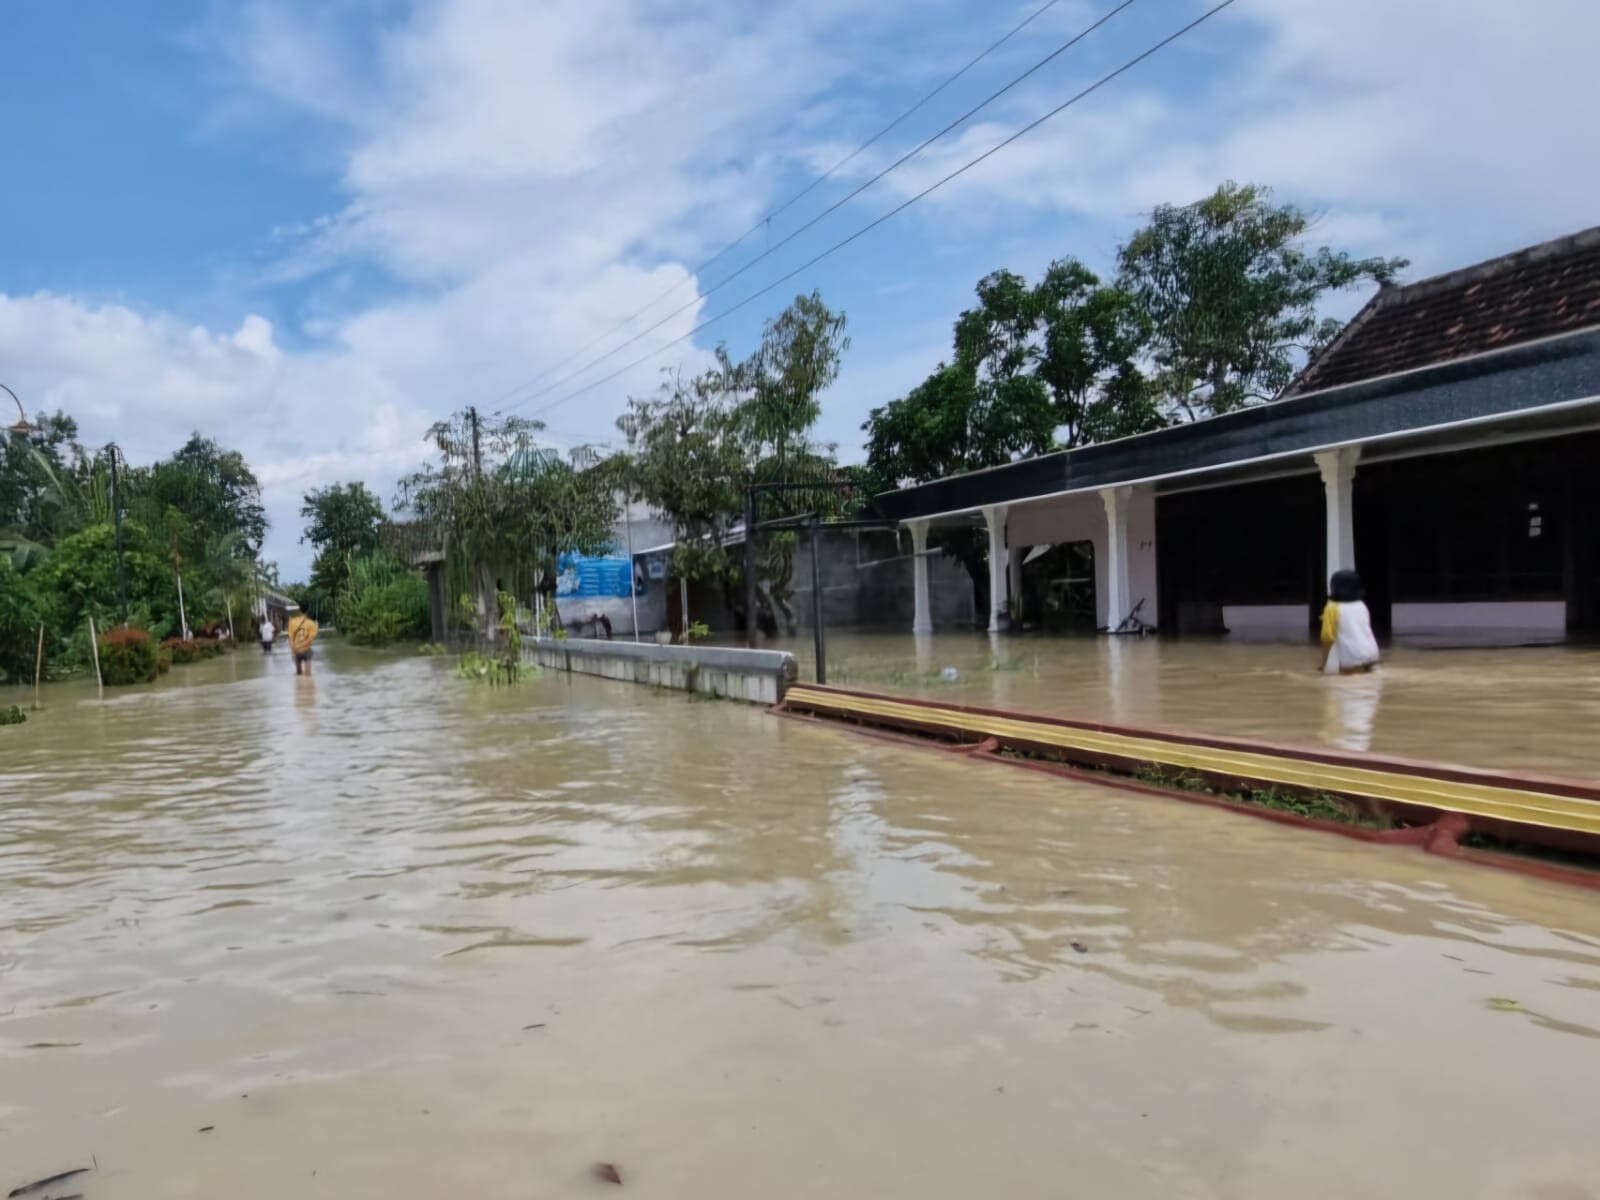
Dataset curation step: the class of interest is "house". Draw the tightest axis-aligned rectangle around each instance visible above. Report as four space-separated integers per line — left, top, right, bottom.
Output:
875 227 1600 644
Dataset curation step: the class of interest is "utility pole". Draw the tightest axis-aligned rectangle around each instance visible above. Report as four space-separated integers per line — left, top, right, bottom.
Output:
107 443 129 627
744 486 758 648
468 406 482 479
809 514 825 683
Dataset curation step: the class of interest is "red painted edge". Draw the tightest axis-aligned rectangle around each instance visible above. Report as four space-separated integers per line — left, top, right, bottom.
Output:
785 684 1600 801
769 706 1600 892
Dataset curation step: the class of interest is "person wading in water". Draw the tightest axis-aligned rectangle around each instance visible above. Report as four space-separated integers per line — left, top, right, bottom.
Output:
1318 569 1380 675
288 611 319 676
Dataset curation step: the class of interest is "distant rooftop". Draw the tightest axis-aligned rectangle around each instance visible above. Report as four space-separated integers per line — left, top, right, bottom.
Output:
1286 226 1600 395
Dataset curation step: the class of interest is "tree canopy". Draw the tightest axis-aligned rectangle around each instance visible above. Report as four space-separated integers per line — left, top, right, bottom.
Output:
618 291 850 634
395 408 618 635
1117 181 1407 420
300 481 387 613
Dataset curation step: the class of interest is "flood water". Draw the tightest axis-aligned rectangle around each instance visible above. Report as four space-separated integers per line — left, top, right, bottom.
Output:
784 632 1600 777
3 642 1599 1198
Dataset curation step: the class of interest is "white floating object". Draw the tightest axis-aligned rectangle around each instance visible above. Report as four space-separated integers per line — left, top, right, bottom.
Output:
941 666 959 682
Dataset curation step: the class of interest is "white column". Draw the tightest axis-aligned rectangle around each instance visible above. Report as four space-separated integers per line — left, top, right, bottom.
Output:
1008 544 1026 624
908 520 933 634
982 505 1008 633
1099 486 1132 630
1314 446 1359 575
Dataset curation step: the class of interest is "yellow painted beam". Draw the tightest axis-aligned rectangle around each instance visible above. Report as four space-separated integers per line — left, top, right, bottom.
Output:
783 686 1600 838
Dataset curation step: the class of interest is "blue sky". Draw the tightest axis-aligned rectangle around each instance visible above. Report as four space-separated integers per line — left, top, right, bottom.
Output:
4 0 1596 578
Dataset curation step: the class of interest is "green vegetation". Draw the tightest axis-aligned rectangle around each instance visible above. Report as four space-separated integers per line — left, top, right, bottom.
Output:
2 413 270 683
337 550 430 646
617 291 853 637
0 703 25 725
863 182 1407 611
98 628 159 685
1132 762 1381 828
300 482 386 619
395 409 617 641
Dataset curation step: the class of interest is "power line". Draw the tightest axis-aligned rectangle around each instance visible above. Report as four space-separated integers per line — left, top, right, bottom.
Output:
525 0 1239 425
490 0 1072 409
503 0 1137 413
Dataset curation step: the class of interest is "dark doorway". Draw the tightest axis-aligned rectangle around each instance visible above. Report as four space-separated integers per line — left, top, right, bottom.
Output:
1157 476 1323 635
1019 541 1096 632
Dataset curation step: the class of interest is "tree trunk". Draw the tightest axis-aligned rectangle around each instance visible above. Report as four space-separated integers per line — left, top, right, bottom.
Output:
757 582 791 638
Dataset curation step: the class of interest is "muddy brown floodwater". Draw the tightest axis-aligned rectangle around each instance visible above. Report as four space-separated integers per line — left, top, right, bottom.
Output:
3 642 1599 1198
784 632 1600 777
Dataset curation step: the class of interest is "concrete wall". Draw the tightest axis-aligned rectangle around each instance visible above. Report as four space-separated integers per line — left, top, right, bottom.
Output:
784 528 976 631
1006 490 1158 629
1391 601 1566 635
1223 604 1313 639
531 637 796 704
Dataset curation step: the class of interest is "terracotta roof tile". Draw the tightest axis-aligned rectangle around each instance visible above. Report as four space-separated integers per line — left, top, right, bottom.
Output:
1288 229 1600 394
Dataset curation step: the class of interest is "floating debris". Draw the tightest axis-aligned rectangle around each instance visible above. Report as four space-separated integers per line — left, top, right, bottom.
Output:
1070 942 1089 954
593 1162 623 1185
9 1167 89 1197
1487 997 1522 1012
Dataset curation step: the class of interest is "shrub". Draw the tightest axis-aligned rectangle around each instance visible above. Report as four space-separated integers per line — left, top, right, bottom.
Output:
0 704 25 726
157 649 172 674
338 551 431 646
161 637 226 664
99 628 158 685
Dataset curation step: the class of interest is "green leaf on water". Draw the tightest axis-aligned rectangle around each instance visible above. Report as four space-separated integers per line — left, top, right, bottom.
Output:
1487 997 1521 1012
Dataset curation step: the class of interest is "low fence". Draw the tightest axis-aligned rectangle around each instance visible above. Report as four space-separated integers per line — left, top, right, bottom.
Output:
531 637 796 704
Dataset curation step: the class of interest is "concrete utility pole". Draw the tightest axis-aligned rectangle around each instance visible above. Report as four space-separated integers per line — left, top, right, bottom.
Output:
744 487 758 648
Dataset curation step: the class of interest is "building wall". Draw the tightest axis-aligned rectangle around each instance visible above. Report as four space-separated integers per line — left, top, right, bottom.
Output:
1006 490 1157 629
1390 601 1566 635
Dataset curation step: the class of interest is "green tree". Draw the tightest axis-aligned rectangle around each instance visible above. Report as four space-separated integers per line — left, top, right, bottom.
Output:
1117 181 1407 420
396 409 617 637
865 262 1155 614
0 411 87 556
617 367 748 588
300 481 386 613
619 292 850 636
336 549 431 646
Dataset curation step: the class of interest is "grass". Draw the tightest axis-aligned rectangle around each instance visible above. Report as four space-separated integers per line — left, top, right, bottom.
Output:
1133 762 1386 829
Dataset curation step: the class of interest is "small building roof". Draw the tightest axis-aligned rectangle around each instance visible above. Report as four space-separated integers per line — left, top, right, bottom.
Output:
1286 226 1600 396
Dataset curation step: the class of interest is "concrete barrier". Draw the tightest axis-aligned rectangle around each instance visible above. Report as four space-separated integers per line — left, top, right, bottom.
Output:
531 637 797 704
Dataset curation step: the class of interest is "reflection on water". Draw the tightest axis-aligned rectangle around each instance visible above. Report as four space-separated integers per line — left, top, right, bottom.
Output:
2 643 1598 1198
781 631 1600 776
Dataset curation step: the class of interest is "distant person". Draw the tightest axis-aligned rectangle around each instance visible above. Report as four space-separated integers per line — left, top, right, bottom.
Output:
288 612 319 676
259 615 276 654
1319 570 1380 675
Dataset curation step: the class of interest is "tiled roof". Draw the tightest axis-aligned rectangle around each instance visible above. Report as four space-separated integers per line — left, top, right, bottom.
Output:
1285 226 1600 395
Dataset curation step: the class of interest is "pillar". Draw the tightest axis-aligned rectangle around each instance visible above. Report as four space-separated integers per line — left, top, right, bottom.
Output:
908 519 932 634
1099 486 1132 630
1314 446 1359 576
1008 544 1026 624
982 504 1008 632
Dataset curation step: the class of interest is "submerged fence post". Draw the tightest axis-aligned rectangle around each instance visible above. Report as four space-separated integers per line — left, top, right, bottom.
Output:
87 616 103 694
810 516 825 685
32 623 43 710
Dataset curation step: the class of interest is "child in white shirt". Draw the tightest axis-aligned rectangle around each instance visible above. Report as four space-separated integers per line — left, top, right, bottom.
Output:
1319 570 1380 675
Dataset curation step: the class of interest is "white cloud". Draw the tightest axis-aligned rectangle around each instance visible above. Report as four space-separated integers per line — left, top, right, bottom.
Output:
5 0 1597 580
